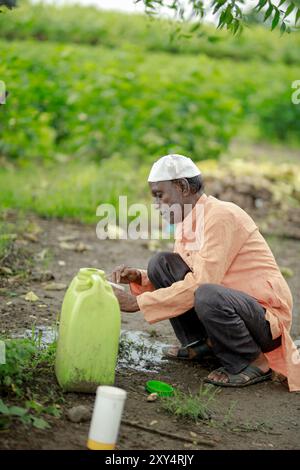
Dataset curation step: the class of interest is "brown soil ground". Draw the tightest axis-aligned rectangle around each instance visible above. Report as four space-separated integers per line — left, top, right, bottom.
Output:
0 211 299 450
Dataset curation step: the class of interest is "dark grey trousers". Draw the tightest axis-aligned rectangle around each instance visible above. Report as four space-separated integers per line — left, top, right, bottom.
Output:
147 252 281 374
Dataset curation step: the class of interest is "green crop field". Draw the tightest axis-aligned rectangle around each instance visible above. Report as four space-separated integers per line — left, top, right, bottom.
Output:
0 2 299 220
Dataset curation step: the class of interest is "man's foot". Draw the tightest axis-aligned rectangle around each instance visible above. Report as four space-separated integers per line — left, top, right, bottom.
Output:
162 341 212 361
204 353 272 387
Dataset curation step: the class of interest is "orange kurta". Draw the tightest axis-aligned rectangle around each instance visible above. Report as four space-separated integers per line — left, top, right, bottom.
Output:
130 193 300 392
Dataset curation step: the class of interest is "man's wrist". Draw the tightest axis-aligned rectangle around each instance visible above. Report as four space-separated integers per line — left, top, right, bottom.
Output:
135 270 142 285
131 297 139 312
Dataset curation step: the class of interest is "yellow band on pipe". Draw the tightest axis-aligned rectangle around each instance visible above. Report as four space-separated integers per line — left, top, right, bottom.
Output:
87 439 115 450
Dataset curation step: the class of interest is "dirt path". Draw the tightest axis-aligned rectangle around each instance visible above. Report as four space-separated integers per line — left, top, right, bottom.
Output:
0 212 299 450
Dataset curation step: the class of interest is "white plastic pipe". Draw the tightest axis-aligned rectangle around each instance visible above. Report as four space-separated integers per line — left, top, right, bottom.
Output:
107 280 126 291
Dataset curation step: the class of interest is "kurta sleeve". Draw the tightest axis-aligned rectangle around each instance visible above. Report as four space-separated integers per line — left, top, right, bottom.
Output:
129 269 155 296
137 212 251 324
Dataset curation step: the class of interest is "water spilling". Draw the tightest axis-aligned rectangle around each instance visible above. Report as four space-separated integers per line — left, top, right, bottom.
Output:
117 330 170 373
21 325 58 345
19 326 170 373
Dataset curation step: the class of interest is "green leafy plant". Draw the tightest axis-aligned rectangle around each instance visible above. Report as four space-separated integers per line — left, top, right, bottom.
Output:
0 327 57 397
3 0 300 34
0 0 16 9
0 398 61 430
1 4 300 62
0 327 60 430
0 338 37 396
0 39 242 164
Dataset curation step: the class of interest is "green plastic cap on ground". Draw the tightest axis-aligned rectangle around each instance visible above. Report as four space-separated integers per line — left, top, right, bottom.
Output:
145 380 174 397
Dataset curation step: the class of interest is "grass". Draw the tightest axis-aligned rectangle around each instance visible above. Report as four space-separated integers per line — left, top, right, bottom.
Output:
161 385 219 422
0 327 57 397
0 220 17 261
0 159 148 224
0 147 299 225
0 326 61 430
206 400 276 435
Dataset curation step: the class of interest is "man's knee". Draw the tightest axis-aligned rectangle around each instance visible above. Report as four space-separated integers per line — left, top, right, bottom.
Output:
194 283 225 318
147 251 176 280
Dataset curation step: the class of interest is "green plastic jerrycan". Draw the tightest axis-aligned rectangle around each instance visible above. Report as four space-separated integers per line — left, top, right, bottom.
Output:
55 268 121 392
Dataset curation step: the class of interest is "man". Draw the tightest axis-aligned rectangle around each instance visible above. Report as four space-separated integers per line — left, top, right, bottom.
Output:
111 154 300 391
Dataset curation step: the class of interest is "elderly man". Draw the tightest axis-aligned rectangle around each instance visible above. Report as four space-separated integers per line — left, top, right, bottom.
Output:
111 154 300 391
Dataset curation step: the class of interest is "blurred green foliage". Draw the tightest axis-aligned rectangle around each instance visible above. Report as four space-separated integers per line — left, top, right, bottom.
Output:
1 4 299 167
0 158 148 223
0 40 244 163
1 149 299 224
0 3 299 222
1 3 300 64
1 37 299 164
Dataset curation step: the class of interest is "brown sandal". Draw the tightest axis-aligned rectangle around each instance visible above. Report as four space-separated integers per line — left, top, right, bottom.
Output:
162 342 212 361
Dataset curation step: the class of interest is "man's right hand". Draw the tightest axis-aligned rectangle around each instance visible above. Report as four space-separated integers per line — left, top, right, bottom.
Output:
110 265 142 285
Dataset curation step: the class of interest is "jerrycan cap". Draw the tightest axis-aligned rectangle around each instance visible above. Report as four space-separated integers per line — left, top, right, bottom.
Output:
77 268 105 291
77 268 106 280
78 267 104 276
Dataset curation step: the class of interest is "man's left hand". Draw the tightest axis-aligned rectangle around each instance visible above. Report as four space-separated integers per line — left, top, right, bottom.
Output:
112 287 139 312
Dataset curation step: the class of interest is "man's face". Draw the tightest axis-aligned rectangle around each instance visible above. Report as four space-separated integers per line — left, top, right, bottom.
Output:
150 181 185 224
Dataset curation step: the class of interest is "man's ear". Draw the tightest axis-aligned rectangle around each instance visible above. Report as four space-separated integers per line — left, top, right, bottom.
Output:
173 178 190 196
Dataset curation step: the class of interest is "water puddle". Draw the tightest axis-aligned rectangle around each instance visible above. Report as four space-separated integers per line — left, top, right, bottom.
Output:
19 326 169 373
20 325 58 345
117 330 170 373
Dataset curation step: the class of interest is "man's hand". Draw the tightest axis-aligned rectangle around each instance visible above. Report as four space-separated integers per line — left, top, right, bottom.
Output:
112 287 139 312
110 265 142 285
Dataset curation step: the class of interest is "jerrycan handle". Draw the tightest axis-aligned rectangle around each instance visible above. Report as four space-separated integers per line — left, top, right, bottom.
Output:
91 271 114 295
76 268 101 292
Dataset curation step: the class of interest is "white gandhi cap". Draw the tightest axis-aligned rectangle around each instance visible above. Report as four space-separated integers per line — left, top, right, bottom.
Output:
148 154 201 183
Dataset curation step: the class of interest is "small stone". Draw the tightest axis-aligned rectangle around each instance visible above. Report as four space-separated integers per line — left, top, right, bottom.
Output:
58 234 79 242
67 405 91 423
23 233 38 243
58 260 66 266
149 420 158 426
74 242 91 252
147 393 158 402
24 291 39 302
8 274 23 284
42 282 67 291
59 242 76 250
0 267 13 275
35 249 48 261
31 270 55 282
190 431 197 438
